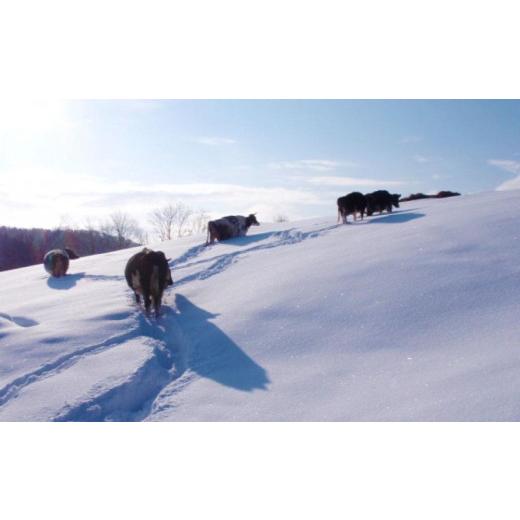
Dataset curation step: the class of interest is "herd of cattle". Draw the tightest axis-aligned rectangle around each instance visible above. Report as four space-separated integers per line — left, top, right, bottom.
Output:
42 190 402 316
337 189 401 224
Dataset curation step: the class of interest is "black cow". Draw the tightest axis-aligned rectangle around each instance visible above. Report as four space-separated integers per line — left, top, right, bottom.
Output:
436 190 460 199
125 248 173 316
43 248 80 277
206 214 260 245
366 190 401 216
337 192 367 224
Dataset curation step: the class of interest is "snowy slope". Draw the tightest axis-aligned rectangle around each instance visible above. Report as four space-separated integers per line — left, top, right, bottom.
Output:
1 190 519 421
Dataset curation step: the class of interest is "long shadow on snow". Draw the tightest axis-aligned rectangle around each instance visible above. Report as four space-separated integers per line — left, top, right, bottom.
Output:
46 272 85 289
368 212 425 224
46 272 123 290
220 231 282 246
0 312 39 328
174 294 269 392
56 294 269 421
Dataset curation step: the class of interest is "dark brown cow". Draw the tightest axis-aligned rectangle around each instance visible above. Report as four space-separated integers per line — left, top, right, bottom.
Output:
125 248 173 316
365 190 401 216
43 248 80 277
206 214 260 245
337 192 367 224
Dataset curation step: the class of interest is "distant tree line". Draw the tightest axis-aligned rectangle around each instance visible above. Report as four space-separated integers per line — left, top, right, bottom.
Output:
0 203 211 272
0 225 138 272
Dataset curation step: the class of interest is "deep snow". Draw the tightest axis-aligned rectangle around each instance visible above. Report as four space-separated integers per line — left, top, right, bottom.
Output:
1 190 519 421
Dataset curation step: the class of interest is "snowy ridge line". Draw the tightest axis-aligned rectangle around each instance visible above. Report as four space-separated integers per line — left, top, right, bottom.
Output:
54 309 196 421
174 225 338 286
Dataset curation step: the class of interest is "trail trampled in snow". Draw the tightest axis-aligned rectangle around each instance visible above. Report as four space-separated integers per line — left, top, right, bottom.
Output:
1 190 519 421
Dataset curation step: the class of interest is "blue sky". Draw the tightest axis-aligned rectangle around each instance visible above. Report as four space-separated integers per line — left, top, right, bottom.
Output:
1 99 519 229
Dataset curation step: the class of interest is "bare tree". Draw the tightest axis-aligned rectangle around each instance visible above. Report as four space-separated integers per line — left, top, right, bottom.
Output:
109 211 139 248
174 202 193 237
148 204 178 241
148 202 194 240
274 214 289 223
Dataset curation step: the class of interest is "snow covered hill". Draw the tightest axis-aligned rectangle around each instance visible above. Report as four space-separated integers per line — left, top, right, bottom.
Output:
1 190 519 421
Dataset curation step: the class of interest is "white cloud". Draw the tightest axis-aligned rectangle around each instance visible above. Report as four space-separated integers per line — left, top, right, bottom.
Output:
414 154 430 163
0 169 330 228
0 100 72 133
268 159 358 172
497 177 520 190
488 159 520 191
488 159 520 175
304 176 405 187
194 136 237 146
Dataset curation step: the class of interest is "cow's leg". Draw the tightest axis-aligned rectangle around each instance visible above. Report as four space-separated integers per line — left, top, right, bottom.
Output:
134 292 141 304
143 290 152 314
152 293 162 317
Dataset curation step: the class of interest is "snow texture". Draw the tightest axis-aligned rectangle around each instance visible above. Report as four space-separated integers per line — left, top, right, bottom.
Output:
1 190 519 421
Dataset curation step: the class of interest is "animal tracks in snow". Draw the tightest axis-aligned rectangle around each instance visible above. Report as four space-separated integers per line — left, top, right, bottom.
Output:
0 227 290 421
174 226 337 287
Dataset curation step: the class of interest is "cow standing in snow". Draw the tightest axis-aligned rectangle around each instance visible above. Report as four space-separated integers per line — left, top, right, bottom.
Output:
125 248 173 316
365 190 401 216
206 214 260 245
337 192 367 224
43 248 80 277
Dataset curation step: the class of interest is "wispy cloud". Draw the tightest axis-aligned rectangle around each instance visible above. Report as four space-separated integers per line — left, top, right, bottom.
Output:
194 136 237 146
304 176 405 187
488 159 520 175
400 136 422 144
268 159 358 172
489 159 520 191
414 154 430 163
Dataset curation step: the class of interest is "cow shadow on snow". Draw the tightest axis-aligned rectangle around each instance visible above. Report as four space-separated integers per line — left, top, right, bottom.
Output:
174 294 269 391
221 231 281 246
368 211 425 224
46 272 124 290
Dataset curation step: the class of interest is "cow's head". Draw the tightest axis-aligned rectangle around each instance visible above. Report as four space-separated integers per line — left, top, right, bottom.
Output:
153 251 173 287
64 248 80 259
391 194 401 208
246 214 260 227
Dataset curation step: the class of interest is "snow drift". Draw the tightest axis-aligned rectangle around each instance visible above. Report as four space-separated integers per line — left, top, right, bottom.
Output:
1 190 519 421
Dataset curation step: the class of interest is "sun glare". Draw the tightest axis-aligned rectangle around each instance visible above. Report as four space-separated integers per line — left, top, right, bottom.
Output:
0 99 69 132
